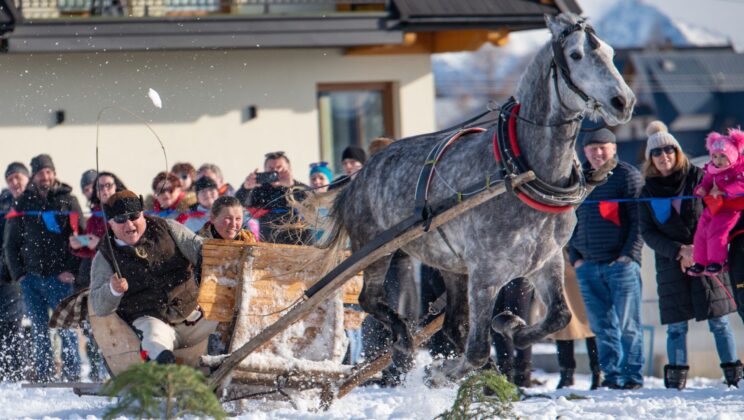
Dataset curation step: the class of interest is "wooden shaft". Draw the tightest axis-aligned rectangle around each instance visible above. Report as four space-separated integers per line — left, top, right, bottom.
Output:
208 171 535 388
336 314 444 399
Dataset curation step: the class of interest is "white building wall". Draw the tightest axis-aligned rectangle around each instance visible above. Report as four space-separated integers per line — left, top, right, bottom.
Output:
0 49 435 203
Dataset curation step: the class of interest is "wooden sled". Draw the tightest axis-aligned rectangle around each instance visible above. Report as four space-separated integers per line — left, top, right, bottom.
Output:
198 239 363 405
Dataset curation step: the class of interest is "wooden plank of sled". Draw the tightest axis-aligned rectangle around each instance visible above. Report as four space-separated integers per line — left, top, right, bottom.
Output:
336 313 444 399
87 299 143 376
209 171 536 388
90 298 209 375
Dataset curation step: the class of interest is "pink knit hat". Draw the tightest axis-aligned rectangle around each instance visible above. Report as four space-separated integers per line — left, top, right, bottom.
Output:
706 128 744 166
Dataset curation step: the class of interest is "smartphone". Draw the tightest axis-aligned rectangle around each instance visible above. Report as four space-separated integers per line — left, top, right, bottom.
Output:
256 171 279 185
75 235 90 247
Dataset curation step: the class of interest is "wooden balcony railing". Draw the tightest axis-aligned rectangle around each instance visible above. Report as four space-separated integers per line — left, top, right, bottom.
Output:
15 0 388 19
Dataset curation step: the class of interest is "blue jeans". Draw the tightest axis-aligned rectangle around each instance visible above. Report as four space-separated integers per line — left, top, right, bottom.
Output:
21 273 81 381
667 316 737 365
575 260 645 385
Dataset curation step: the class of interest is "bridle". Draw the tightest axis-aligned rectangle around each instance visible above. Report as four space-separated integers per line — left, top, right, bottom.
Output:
550 19 601 109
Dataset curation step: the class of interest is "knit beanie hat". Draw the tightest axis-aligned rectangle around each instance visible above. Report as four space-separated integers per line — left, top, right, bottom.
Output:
194 176 218 194
706 128 744 166
104 190 144 219
80 169 98 190
30 154 55 176
309 163 334 184
341 146 367 164
5 162 29 180
645 121 680 159
582 128 616 147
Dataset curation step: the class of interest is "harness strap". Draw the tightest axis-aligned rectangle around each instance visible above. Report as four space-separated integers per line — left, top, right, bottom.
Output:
492 97 586 213
414 127 487 228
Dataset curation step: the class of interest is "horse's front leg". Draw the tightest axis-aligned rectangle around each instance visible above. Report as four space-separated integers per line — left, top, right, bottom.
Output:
510 252 571 349
427 267 505 386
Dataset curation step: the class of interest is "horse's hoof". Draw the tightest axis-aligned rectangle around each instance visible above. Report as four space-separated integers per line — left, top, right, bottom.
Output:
424 362 453 388
391 346 414 373
491 311 527 338
424 357 471 388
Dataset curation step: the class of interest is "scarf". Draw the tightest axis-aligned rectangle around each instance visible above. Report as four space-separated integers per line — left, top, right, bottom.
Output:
644 164 688 198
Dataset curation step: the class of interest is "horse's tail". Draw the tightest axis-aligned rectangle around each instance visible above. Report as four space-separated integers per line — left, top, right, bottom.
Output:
286 187 349 274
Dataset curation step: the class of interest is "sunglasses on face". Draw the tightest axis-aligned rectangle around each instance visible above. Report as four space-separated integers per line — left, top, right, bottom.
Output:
650 145 676 158
309 161 329 169
178 173 190 180
98 182 115 190
156 185 176 195
112 212 141 224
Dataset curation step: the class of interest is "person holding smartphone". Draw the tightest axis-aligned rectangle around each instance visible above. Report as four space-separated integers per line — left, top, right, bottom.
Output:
236 151 309 244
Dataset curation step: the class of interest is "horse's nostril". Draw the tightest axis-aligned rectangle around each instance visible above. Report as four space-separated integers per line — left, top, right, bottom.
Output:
610 96 626 111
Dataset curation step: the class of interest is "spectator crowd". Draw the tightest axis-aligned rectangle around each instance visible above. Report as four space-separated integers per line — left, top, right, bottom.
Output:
2 123 744 393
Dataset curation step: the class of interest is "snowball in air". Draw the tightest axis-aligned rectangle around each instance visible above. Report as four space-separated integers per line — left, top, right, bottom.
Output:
148 88 162 108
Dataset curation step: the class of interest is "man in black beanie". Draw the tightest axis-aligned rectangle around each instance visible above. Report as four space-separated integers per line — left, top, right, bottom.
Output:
341 145 367 178
4 153 83 382
0 162 30 380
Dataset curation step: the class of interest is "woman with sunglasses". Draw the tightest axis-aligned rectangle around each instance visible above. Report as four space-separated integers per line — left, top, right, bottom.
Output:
639 121 739 389
149 172 197 221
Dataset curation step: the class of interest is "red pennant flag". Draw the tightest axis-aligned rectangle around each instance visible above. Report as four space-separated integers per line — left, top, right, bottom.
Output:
4 209 22 219
69 212 79 235
598 201 621 226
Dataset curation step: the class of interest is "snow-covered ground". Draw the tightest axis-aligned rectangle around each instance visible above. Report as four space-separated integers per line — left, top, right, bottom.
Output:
4 351 744 419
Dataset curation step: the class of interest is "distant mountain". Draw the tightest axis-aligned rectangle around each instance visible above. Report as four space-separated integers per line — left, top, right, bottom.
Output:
433 0 730 128
593 0 729 49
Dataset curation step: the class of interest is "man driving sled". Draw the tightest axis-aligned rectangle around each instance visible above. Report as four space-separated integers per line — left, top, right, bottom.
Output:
90 190 217 364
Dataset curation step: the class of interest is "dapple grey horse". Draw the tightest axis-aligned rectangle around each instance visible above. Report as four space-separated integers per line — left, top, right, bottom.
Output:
321 13 635 384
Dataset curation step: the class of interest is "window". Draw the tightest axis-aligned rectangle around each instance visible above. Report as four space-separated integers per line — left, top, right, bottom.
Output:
317 82 395 174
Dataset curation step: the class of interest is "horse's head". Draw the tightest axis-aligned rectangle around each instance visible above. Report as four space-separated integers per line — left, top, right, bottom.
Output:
545 13 635 126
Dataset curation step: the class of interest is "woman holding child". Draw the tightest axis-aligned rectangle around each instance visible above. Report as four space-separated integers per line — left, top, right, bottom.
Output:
639 121 739 389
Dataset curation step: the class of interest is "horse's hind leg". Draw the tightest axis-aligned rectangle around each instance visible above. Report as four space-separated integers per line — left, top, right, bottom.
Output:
358 255 415 372
510 253 571 349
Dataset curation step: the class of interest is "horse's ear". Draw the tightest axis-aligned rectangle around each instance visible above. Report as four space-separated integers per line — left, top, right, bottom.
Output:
544 14 562 37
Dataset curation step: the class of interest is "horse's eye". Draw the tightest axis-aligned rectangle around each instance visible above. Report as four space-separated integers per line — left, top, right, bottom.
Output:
570 52 582 61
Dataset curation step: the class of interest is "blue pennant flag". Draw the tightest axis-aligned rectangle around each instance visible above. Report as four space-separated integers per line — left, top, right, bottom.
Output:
41 211 61 233
650 199 672 224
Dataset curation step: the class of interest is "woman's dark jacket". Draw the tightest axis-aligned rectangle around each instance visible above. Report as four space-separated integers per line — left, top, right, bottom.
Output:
639 164 736 324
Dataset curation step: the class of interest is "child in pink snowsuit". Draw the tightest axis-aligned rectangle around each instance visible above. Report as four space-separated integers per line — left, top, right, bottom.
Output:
689 128 744 275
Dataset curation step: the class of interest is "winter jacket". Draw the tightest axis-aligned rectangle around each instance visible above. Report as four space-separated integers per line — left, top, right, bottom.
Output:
90 217 202 325
0 189 23 318
640 165 736 324
698 159 744 199
196 221 257 242
152 191 197 221
3 181 84 280
568 160 644 265
0 189 15 283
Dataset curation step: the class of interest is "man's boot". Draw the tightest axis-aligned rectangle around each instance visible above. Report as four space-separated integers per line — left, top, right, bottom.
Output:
513 359 532 388
590 369 602 390
556 368 574 389
721 360 743 387
663 364 689 390
155 350 176 365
